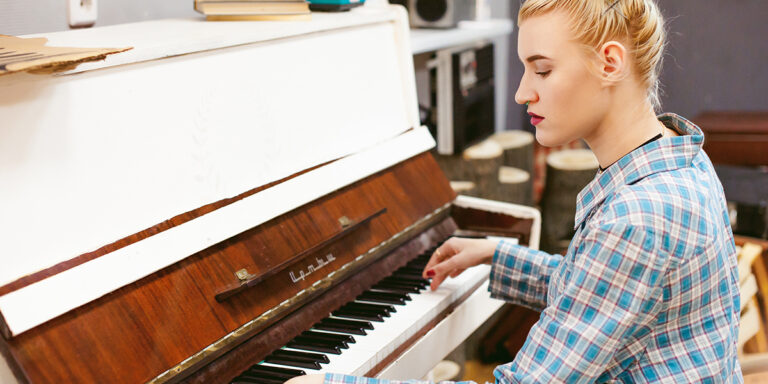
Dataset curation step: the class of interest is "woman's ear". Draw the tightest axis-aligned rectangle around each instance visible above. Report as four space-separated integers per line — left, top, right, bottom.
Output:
598 40 629 83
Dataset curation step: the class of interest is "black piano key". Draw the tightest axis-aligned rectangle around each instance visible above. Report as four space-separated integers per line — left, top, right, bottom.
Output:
301 331 355 345
372 282 421 293
232 373 289 384
381 276 429 286
381 279 428 290
392 271 429 280
358 291 410 305
313 322 367 335
380 281 426 291
271 348 330 363
240 371 296 383
356 295 405 305
345 302 395 314
332 308 384 322
286 340 342 354
263 356 322 370
338 305 390 318
287 336 346 354
397 266 426 274
381 278 425 288
405 262 428 270
247 364 305 378
297 335 349 349
339 301 390 318
370 286 418 295
232 377 284 384
321 317 374 330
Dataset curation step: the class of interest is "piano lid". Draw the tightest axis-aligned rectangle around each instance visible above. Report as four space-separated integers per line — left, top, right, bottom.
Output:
0 5 423 336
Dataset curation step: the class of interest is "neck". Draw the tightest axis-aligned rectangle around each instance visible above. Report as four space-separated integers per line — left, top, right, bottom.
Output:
585 91 662 169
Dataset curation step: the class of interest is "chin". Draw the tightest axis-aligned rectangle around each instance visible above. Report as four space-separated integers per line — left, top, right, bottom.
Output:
534 128 568 148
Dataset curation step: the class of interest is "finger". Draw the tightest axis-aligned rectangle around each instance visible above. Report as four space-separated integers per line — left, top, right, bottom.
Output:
428 257 460 291
449 268 465 278
423 239 459 276
423 245 449 277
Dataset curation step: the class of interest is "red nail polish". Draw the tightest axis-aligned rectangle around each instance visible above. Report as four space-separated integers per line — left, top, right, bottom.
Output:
426 269 435 277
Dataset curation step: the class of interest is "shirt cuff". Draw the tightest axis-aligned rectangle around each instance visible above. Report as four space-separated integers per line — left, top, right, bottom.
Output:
488 240 561 311
324 373 388 384
323 373 480 384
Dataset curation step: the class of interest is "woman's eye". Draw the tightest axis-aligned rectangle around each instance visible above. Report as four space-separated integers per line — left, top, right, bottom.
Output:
535 70 551 77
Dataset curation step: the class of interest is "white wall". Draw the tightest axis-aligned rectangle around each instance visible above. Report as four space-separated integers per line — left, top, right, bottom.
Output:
0 0 198 35
2 0 509 36
1 0 513 132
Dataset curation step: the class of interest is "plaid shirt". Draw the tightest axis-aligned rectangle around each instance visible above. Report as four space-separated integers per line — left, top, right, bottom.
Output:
324 113 742 384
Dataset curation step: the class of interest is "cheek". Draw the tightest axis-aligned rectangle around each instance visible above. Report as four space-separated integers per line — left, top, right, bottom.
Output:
543 70 604 140
550 72 597 120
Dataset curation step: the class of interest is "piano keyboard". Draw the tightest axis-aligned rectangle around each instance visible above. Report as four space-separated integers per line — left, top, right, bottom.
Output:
230 244 492 384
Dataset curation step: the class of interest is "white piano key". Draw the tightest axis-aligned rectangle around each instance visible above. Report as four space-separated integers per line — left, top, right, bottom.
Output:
376 280 503 380
310 265 490 376
255 265 492 378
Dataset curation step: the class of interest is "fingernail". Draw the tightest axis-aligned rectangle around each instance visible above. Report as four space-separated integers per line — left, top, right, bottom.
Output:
426 269 435 277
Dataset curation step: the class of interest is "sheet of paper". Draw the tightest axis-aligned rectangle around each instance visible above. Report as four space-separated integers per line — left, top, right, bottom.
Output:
0 35 130 76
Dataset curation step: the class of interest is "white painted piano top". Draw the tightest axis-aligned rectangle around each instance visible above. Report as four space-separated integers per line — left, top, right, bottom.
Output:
20 5 406 75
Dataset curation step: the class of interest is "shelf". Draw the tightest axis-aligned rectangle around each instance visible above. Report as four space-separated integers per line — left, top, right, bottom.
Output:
409 19 514 54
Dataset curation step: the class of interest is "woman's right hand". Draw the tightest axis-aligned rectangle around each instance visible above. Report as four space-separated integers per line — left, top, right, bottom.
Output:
422 237 499 291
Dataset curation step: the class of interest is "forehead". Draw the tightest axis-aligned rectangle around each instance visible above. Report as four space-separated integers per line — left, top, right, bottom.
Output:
517 10 577 62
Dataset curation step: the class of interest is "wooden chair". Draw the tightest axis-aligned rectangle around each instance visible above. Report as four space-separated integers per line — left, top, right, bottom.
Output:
735 236 768 380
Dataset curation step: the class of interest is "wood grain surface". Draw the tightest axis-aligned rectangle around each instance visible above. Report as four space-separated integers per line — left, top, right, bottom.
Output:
3 153 455 384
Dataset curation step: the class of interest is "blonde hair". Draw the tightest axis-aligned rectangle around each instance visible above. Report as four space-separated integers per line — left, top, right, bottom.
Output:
519 0 667 110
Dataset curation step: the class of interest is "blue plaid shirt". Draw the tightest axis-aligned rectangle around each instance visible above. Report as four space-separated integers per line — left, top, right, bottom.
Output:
325 113 742 384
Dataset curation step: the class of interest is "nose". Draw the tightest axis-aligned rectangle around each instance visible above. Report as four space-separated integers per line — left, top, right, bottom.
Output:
515 75 538 105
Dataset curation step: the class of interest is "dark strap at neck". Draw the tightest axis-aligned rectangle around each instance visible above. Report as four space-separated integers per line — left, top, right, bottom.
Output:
598 133 663 172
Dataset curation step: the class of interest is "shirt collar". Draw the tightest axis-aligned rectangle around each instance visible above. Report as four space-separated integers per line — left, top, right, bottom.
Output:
574 113 705 229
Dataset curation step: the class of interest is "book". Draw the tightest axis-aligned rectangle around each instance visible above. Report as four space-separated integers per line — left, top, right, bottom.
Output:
205 13 312 21
196 1 309 15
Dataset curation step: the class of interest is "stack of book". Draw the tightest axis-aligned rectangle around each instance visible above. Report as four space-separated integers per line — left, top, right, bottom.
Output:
194 0 311 21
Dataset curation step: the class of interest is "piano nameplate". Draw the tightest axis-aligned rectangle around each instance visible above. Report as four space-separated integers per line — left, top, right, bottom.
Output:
288 253 337 284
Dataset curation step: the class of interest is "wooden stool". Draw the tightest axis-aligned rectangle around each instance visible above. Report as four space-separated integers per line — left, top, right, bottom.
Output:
540 149 598 253
735 236 768 378
496 166 532 206
490 130 535 177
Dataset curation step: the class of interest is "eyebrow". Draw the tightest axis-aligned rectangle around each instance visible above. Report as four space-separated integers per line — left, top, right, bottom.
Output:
525 54 551 63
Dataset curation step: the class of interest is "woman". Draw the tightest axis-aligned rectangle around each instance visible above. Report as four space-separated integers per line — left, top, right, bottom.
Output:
290 0 742 382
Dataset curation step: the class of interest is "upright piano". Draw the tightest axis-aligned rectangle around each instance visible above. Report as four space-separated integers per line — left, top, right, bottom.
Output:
0 5 539 383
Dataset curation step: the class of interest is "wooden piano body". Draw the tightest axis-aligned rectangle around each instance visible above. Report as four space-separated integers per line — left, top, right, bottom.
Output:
0 6 539 383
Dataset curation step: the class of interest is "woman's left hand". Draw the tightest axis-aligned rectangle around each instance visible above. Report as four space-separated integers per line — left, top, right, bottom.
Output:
285 374 325 384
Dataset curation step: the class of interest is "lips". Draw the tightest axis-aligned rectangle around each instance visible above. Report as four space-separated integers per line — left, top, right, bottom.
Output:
528 111 544 126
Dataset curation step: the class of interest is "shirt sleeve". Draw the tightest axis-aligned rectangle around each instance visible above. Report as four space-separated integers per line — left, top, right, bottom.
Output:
323 373 477 384
493 222 669 384
488 240 563 311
